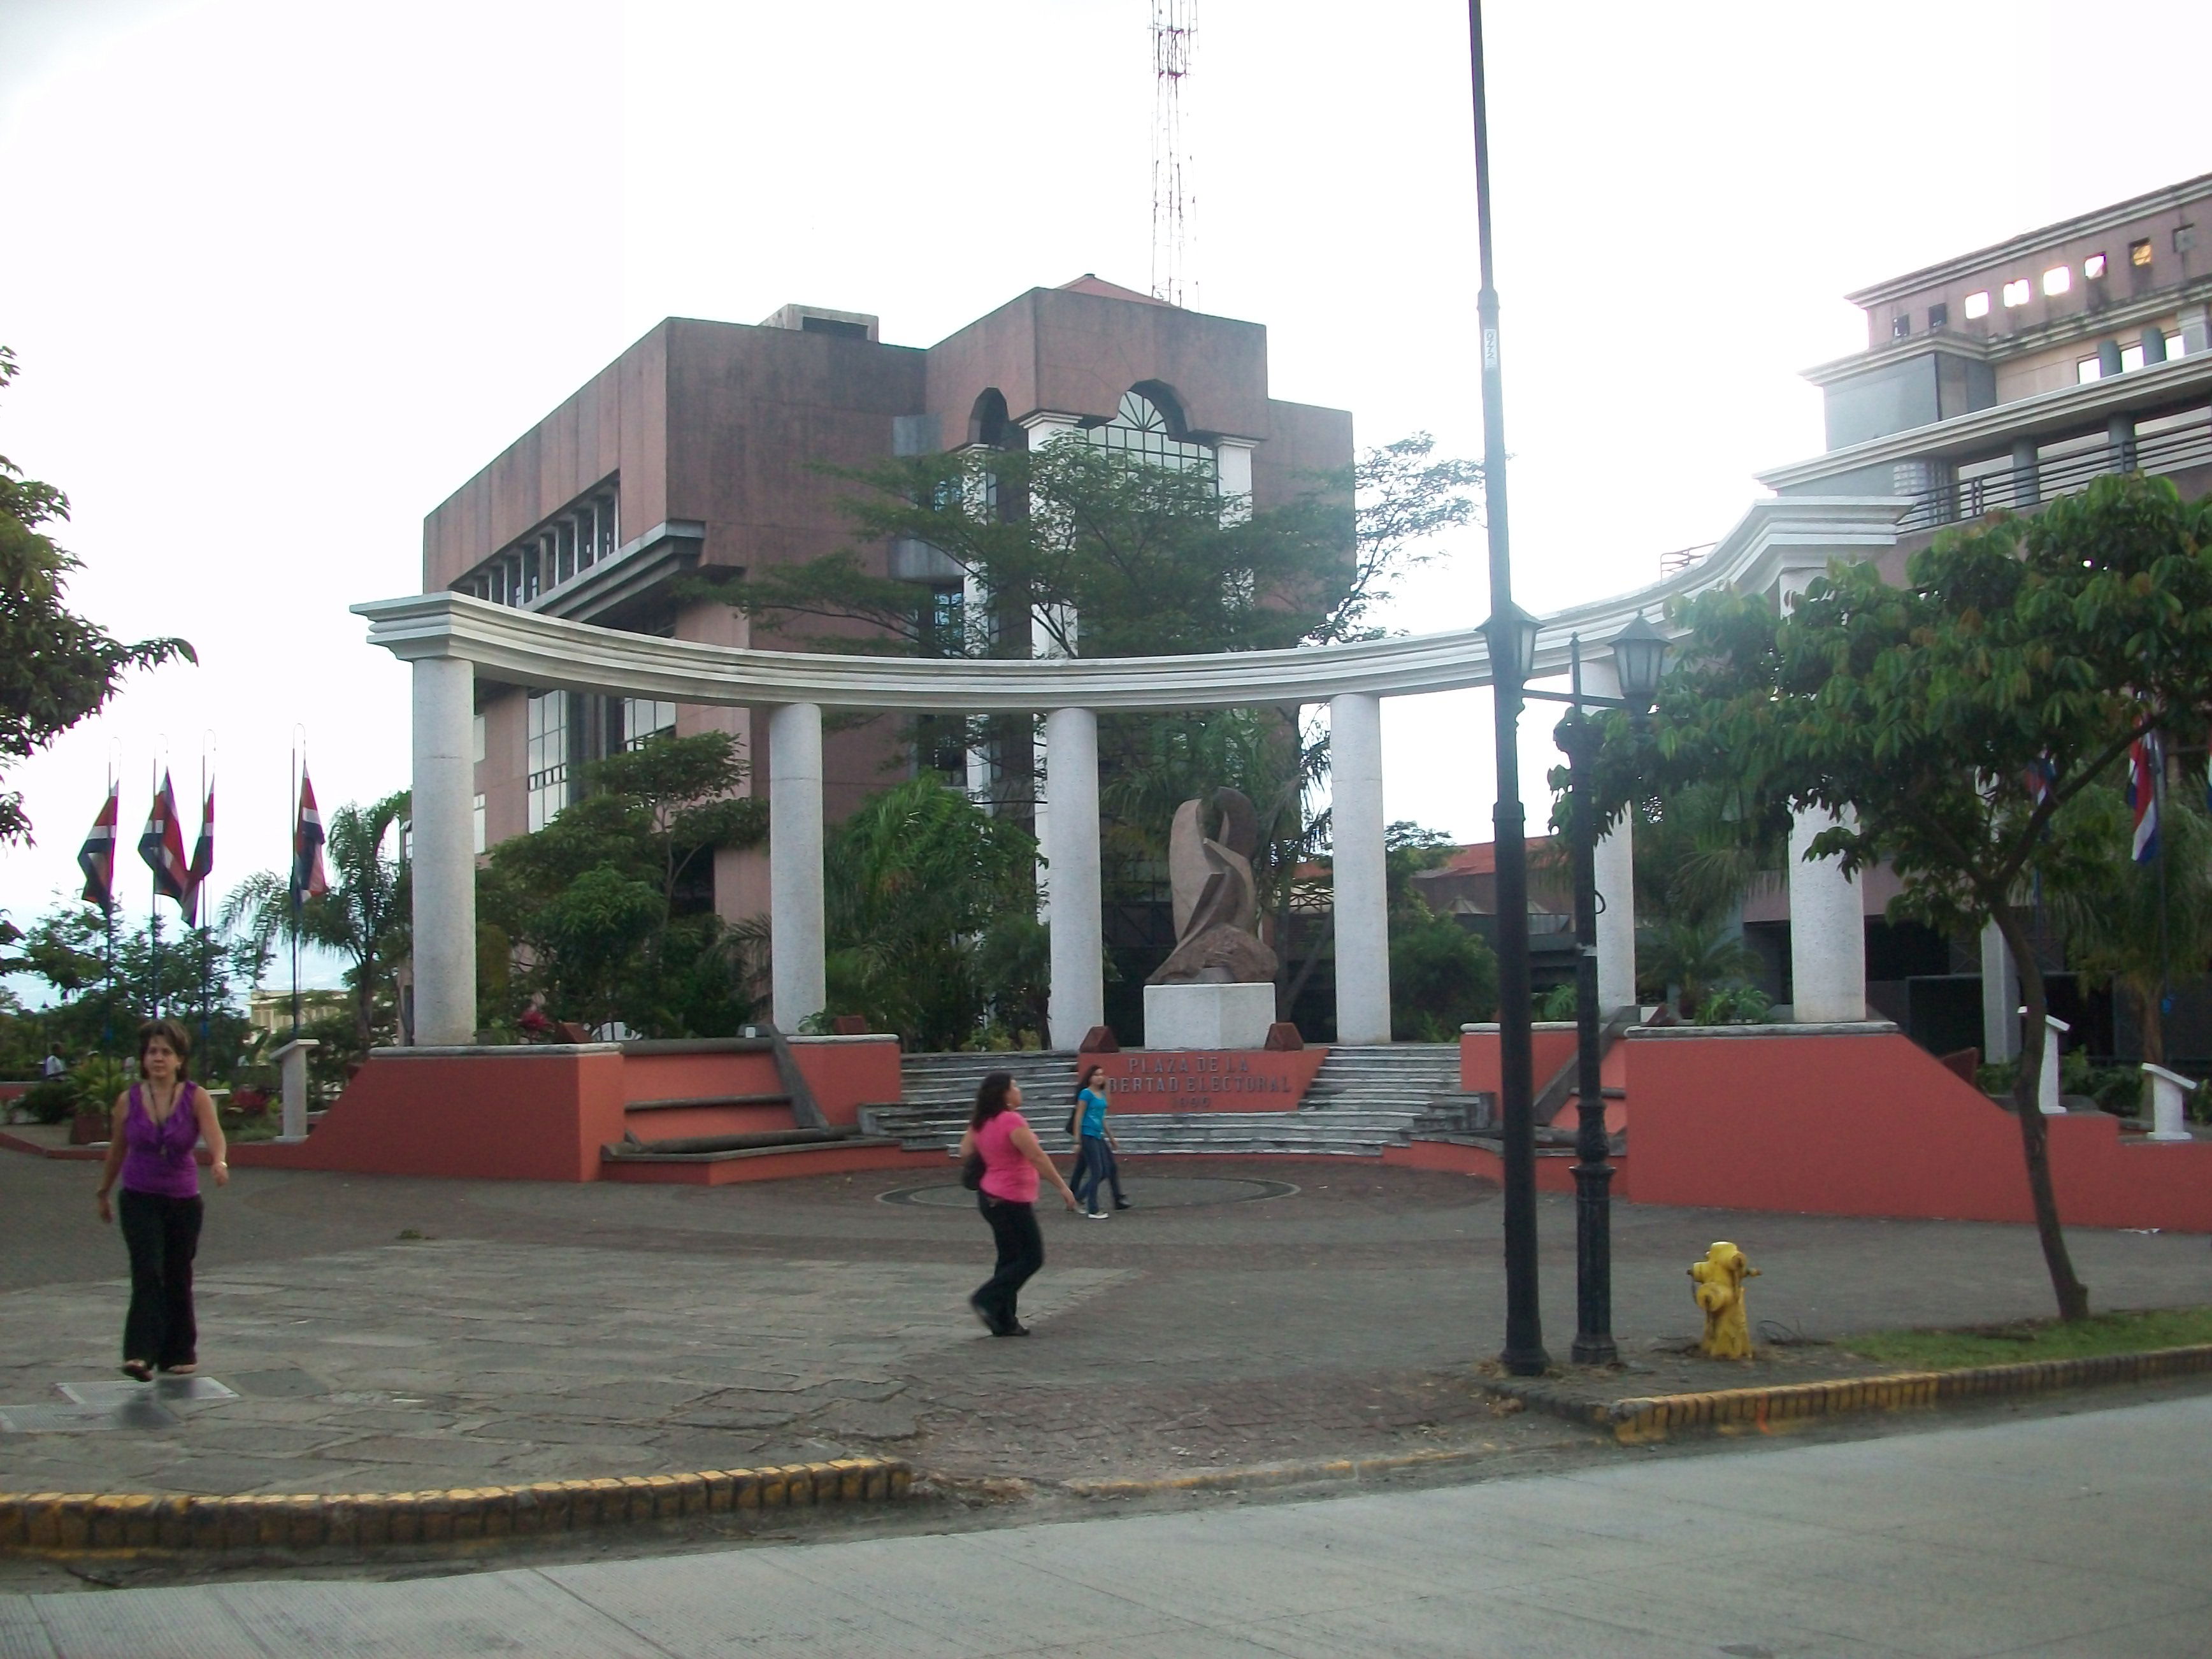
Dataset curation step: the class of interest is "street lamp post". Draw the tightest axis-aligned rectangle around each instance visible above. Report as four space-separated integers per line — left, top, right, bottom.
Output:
1467 0 1549 1378
1528 615 1668 1367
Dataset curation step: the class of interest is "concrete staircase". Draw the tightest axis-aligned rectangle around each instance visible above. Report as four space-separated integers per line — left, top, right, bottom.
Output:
863 1043 1480 1159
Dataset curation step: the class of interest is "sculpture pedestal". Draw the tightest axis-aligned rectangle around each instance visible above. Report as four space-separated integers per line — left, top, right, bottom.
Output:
1144 983 1276 1051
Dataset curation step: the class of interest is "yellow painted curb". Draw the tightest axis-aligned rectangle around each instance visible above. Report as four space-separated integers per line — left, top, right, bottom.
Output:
1491 1341 2212 1445
0 1457 912 1558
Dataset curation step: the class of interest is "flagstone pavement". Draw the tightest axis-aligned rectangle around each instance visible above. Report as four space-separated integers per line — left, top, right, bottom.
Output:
3 1150 2209 1497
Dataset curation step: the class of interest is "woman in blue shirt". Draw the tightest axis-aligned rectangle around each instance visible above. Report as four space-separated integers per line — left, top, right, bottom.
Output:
1070 1063 1128 1219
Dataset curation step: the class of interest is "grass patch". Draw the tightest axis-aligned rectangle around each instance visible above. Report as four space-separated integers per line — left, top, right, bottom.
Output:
1841 1306 2212 1371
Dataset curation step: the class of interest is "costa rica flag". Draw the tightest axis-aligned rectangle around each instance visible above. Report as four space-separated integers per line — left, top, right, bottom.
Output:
183 784 214 925
2127 733 2163 865
78 785 118 909
292 770 328 905
138 772 191 907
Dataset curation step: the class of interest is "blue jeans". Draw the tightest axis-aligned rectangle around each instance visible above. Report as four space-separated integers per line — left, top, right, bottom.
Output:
1074 1136 1123 1212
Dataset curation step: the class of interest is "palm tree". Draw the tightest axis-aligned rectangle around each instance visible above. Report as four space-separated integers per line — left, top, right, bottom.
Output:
2044 779 2212 1068
222 791 410 1056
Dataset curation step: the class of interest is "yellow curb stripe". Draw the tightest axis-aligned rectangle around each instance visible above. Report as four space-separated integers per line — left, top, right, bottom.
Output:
1480 1341 2212 1444
0 1457 912 1559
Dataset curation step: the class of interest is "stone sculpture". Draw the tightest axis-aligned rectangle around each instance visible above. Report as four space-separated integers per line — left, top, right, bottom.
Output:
1147 787 1280 986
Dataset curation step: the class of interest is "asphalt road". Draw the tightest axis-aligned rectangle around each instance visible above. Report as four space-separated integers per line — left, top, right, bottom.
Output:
6 1392 2207 1656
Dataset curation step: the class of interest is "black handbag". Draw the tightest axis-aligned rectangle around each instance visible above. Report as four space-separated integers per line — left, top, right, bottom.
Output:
1063 1105 1080 1137
960 1148 987 1191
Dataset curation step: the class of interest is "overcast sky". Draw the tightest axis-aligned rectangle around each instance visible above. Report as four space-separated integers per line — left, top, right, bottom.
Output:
4 0 2209 979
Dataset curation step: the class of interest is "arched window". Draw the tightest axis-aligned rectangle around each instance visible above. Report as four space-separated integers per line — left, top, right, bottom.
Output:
1086 387 1214 474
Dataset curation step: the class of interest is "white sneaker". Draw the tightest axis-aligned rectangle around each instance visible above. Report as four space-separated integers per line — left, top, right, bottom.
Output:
1087 1210 1110 1220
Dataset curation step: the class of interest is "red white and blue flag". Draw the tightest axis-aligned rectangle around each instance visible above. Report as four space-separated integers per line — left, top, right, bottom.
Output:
183 783 214 926
2022 757 2056 810
2127 733 2163 865
78 785 118 909
291 770 328 906
138 771 192 907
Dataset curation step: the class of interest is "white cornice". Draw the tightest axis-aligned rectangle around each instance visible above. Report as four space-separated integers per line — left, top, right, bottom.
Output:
357 496 1907 711
1758 351 2212 489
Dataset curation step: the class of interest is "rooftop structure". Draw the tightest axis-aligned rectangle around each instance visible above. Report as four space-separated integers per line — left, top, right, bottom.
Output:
1763 173 2212 542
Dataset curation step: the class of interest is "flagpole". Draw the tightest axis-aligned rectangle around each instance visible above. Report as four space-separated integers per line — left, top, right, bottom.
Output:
104 754 117 1054
198 737 213 1061
291 735 303 1043
148 753 162 1022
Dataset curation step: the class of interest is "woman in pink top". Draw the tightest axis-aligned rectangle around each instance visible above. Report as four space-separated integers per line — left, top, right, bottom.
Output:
94 1019 228 1382
958 1071 1076 1336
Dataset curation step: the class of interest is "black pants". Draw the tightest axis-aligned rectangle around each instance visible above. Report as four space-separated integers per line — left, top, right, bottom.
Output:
973 1195 1044 1330
118 1189 202 1370
1074 1136 1123 1212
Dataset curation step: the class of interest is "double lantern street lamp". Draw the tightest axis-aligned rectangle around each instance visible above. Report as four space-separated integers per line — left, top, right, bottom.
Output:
1467 0 1670 1375
1483 601 1670 1369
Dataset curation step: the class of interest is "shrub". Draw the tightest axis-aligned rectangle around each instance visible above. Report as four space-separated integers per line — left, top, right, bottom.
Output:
22 1077 77 1124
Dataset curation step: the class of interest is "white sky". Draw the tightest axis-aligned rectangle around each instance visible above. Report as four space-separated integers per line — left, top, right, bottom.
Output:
4 0 2209 982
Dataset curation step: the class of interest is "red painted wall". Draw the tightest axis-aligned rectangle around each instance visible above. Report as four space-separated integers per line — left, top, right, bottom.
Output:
1089 1047 1329 1113
1461 1028 1579 1097
788 1037 903 1126
234 1049 627 1182
1623 1032 2212 1232
619 1049 782 1103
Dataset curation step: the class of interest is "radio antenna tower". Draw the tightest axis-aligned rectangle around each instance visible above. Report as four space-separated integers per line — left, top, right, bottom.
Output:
1151 0 1196 307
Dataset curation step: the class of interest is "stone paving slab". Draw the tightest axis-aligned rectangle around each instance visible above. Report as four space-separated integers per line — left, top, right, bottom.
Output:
6 1151 2211 1497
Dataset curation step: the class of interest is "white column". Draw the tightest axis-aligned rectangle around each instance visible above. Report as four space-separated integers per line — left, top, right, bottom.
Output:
1980 921 2020 1061
1044 706 1104 1049
769 702 826 1031
1788 807 1866 1022
1216 437 1256 524
1023 413 1084 912
1330 692 1391 1044
410 656 478 1045
2143 1064 2196 1142
1579 659 1638 1014
1777 569 1865 1023
2027 1010 2070 1114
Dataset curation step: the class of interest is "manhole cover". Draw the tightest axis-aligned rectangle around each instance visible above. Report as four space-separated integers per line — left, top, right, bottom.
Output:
880 1176 1298 1209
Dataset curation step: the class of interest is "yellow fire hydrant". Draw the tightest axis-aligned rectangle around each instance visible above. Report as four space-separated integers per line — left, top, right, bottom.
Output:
1690 1240 1760 1359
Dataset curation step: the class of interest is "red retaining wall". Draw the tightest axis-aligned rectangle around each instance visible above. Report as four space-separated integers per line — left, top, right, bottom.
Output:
1623 1030 2212 1232
229 1035 905 1184
1461 1026 1578 1097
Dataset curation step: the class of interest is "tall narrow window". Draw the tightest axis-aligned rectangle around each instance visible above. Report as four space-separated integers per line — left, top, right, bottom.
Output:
527 691 570 831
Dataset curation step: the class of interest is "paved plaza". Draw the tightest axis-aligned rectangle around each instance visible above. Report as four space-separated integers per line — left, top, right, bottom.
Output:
6 1394 2211 1655
4 1151 2210 1501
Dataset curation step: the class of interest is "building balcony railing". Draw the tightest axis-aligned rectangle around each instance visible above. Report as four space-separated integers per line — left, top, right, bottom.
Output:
1900 406 2212 530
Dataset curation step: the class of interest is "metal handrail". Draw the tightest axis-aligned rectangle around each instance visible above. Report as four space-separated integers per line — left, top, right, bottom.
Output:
1900 413 2212 530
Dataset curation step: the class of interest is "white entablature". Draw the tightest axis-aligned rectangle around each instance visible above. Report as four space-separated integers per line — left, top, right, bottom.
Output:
355 498 1909 712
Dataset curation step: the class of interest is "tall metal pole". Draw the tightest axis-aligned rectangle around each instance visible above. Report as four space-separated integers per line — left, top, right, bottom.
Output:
1562 642 1616 1365
1467 0 1547 1375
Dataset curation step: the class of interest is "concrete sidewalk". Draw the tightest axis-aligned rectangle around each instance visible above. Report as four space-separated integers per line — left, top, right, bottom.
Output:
7 1395 2209 1656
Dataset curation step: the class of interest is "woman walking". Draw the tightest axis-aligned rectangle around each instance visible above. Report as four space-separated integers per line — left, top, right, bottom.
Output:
94 1018 227 1381
1070 1063 1128 1219
959 1071 1076 1337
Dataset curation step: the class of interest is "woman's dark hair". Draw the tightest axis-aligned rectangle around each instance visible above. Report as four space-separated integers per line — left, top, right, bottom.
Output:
136 1017 192 1073
971 1070 1016 1128
1073 1063 1102 1100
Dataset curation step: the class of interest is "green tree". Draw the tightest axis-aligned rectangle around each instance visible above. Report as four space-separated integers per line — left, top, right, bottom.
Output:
6 904 249 1077
1653 475 2212 1320
1382 822 1500 1041
224 791 411 1058
481 733 768 1037
2042 779 2212 1070
820 777 1040 1050
0 347 194 845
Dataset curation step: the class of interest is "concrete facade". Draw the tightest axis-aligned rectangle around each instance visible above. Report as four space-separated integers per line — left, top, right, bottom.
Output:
422 278 1354 939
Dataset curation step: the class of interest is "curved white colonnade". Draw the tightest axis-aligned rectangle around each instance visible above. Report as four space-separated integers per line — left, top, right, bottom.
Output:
363 496 1908 1047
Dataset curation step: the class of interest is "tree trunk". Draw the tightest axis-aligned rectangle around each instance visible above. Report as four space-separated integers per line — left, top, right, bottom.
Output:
1997 908 2090 1320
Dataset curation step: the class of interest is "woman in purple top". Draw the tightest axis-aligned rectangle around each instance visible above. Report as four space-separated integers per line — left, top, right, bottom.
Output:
94 1018 227 1382
957 1071 1075 1337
